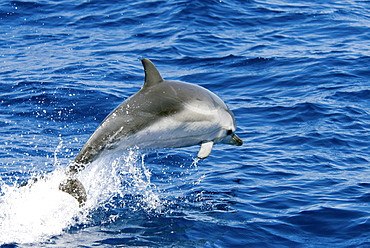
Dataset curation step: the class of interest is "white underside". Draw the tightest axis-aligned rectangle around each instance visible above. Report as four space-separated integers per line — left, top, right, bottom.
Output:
98 96 235 158
115 114 219 150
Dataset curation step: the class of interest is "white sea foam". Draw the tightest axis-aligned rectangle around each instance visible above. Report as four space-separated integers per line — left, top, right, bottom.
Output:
0 150 162 245
0 169 81 244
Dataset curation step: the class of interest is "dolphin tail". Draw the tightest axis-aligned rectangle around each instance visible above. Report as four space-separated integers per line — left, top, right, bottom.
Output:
19 176 44 187
59 177 87 207
19 175 87 207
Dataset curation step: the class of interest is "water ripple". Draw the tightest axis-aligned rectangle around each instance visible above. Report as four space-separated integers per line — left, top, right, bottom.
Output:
1 0 370 246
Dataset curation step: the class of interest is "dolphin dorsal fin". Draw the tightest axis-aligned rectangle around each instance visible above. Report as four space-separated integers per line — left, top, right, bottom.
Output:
141 58 164 88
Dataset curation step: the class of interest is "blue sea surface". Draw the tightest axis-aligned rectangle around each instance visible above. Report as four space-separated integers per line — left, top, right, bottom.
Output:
1 0 370 247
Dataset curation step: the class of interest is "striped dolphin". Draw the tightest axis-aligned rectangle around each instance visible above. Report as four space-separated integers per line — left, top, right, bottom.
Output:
59 58 242 206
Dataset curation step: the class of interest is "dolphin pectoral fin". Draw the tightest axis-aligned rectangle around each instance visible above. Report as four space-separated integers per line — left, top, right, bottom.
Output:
59 178 87 207
197 141 214 159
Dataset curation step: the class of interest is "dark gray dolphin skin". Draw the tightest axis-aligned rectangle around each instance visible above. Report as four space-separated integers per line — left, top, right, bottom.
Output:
58 58 242 206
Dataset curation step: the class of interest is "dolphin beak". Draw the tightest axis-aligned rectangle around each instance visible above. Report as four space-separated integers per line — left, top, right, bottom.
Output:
222 133 243 146
230 134 243 146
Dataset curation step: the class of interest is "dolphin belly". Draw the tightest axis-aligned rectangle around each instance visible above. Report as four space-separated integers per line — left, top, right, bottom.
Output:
99 114 221 156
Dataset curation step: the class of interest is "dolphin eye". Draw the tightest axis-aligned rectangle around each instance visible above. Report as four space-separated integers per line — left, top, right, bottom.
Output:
226 130 233 135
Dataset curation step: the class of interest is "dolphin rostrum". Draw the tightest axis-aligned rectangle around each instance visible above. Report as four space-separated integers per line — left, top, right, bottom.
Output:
58 58 242 206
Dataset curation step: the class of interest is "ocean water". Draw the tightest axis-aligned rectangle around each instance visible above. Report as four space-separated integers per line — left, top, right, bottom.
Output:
1 0 370 247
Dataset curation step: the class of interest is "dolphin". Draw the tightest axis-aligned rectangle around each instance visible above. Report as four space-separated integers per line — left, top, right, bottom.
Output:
58 58 242 206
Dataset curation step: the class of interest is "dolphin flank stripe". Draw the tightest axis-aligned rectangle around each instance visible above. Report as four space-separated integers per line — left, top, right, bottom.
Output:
58 58 242 206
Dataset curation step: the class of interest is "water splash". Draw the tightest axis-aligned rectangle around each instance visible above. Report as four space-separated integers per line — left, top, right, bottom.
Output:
81 150 163 212
0 149 163 245
0 169 81 244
